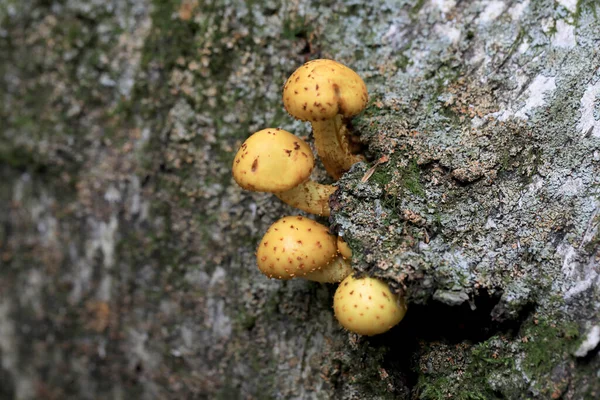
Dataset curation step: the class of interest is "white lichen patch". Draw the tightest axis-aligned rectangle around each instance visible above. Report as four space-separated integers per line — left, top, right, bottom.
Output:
574 325 600 357
0 300 35 399
514 75 556 119
99 215 119 269
434 22 461 44
564 204 600 300
577 81 600 137
11 173 30 204
557 0 577 13
114 15 152 98
70 215 119 303
527 175 545 193
431 0 456 15
485 216 498 229
564 269 598 300
204 267 232 340
518 37 530 54
557 242 578 278
541 17 555 34
104 184 122 203
22 269 45 317
508 0 529 20
558 177 584 197
0 300 17 374
127 328 159 370
205 298 232 339
552 20 576 49
381 24 404 47
479 1 506 24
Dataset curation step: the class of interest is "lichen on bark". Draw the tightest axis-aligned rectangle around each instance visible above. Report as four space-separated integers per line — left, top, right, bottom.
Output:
1 0 600 399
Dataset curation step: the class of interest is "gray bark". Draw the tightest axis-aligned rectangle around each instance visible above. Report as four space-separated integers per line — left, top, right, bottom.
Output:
1 0 599 399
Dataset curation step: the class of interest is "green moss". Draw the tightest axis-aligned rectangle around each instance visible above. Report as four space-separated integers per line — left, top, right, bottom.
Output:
334 344 399 399
0 145 42 171
370 168 393 187
361 97 388 117
215 373 243 400
281 13 313 41
142 0 199 71
266 106 292 131
415 338 506 400
417 375 493 400
416 345 508 399
410 0 427 17
574 0 599 23
394 53 412 72
401 159 425 197
234 309 257 332
520 317 579 376
415 313 581 400
470 340 514 370
498 28 525 71
0 145 79 198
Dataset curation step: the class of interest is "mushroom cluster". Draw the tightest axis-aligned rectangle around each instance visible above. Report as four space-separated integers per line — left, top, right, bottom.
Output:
231 59 406 335
232 59 368 215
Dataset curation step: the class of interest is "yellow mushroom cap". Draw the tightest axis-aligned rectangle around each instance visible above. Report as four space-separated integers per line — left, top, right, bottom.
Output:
333 275 407 336
232 128 314 193
256 216 337 280
283 59 369 123
337 236 353 260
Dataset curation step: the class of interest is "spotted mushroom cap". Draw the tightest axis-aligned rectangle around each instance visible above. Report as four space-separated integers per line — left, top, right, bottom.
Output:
333 274 407 336
232 128 314 193
282 59 369 123
256 216 337 280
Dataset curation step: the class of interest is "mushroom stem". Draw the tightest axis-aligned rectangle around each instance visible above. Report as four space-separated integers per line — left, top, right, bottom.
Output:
303 256 352 283
336 236 353 260
282 60 368 180
311 116 364 179
275 180 336 217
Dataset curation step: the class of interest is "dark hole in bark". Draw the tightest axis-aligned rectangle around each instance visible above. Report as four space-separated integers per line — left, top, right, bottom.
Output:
0 365 15 399
361 291 535 393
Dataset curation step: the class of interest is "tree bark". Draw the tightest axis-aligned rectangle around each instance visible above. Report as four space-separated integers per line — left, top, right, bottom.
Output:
1 0 599 399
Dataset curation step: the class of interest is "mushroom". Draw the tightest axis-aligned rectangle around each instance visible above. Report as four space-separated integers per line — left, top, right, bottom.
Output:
302 235 354 283
232 128 336 216
283 59 368 179
336 236 352 260
333 274 407 336
256 216 338 280
303 256 352 283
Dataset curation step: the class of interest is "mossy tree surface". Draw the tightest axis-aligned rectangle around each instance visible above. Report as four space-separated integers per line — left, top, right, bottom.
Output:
1 0 600 399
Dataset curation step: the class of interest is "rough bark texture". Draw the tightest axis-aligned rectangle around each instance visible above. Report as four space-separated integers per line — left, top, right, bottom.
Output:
1 0 600 399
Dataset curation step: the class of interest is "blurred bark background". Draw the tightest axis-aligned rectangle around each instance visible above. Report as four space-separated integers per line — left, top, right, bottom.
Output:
1 0 600 399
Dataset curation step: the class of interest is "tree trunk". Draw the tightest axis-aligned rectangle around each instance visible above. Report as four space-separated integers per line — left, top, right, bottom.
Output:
1 0 599 399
